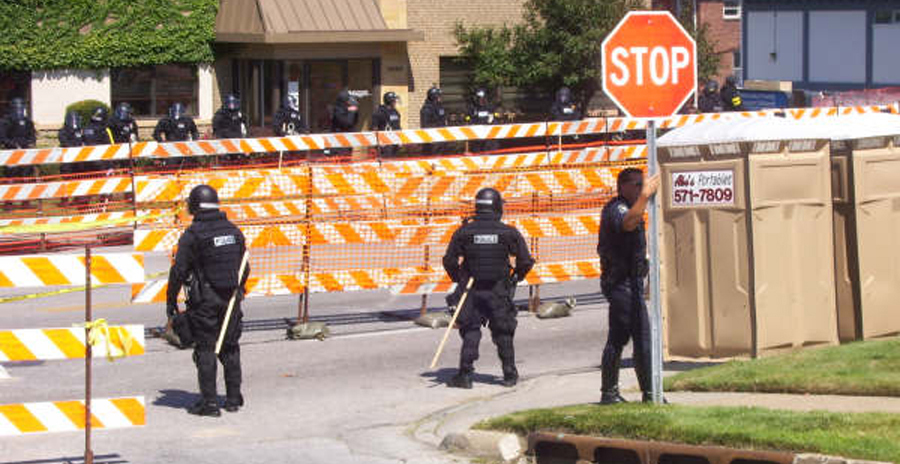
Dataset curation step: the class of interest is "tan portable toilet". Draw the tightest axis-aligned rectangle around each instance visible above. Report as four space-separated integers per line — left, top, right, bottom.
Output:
657 117 838 358
799 114 900 341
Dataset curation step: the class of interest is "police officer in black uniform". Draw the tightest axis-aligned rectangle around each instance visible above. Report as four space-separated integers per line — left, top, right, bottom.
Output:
330 90 360 133
109 102 140 144
465 88 499 154
328 90 360 156
550 87 581 121
83 106 113 146
59 110 86 148
213 94 248 139
167 185 249 417
1 98 36 149
153 102 199 142
598 168 660 404
698 80 723 113
420 86 448 156
720 76 743 112
442 188 534 389
273 95 307 137
371 91 402 156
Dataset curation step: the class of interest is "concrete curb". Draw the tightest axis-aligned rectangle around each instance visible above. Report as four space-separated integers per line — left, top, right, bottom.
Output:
794 454 893 464
440 430 526 462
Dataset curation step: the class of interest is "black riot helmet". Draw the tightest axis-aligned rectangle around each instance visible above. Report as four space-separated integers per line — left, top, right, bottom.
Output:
64 110 82 130
91 106 108 124
169 102 186 120
224 94 240 111
704 79 719 94
9 98 27 120
383 91 399 106
427 86 442 103
556 87 572 105
283 94 299 112
474 187 503 218
187 184 220 215
115 102 133 121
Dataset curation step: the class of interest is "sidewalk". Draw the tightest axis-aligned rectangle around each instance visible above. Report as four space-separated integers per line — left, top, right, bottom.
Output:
412 367 900 450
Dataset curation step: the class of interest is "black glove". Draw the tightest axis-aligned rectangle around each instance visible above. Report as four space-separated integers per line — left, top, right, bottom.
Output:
167 304 178 318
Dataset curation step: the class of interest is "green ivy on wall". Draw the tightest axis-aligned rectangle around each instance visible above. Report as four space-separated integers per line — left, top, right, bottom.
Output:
0 0 218 71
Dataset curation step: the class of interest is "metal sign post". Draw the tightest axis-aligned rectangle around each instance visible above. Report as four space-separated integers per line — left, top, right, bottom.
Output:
84 245 94 464
647 120 664 404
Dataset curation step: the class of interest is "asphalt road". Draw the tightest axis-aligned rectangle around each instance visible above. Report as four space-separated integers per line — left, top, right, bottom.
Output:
0 265 613 464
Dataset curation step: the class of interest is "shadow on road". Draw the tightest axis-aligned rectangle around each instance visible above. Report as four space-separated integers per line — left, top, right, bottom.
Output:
421 367 508 388
152 389 201 409
0 455 127 464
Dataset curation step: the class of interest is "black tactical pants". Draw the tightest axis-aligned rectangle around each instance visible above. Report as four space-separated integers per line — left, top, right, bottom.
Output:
600 277 651 394
190 300 243 404
457 283 518 379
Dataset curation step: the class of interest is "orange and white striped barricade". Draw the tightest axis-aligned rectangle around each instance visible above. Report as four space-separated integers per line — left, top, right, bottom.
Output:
0 210 163 230
0 176 133 202
0 325 145 362
0 253 144 288
0 397 145 436
0 142 153 168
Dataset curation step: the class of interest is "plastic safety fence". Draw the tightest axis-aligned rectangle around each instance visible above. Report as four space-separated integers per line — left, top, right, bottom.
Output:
0 397 145 436
0 253 144 287
0 325 145 361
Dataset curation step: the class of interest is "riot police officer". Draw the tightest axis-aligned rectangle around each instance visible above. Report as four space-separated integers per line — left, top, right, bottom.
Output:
465 88 499 153
420 86 447 156
371 91 402 156
442 188 534 389
330 90 360 133
109 102 139 144
273 94 307 137
213 94 248 139
328 90 360 156
698 80 723 113
420 86 447 129
1 98 36 149
153 102 199 142
167 185 249 417
83 106 113 146
550 87 581 121
597 168 660 404
59 110 86 148
720 76 743 112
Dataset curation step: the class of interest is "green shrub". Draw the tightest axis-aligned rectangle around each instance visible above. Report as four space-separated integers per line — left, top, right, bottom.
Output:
65 100 109 126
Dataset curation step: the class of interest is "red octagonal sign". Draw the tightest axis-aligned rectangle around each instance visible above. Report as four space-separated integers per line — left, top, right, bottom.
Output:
602 11 697 118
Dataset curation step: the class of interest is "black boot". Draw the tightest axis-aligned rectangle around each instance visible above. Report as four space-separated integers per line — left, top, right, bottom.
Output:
600 387 628 405
447 371 473 389
600 344 624 405
188 399 221 417
224 393 244 412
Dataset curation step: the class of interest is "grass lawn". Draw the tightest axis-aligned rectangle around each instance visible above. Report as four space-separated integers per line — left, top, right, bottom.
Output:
479 403 900 463
665 338 900 396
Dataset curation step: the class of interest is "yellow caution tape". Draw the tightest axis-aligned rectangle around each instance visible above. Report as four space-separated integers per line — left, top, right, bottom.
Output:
0 270 167 304
76 318 135 361
0 213 168 234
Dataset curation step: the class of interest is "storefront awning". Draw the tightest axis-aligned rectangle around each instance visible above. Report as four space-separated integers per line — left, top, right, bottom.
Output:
215 0 424 43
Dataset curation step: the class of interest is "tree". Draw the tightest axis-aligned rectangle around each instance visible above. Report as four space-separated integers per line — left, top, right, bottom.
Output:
455 0 643 107
454 0 721 108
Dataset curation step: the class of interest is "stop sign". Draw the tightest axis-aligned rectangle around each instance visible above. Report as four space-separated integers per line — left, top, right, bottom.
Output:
602 11 697 118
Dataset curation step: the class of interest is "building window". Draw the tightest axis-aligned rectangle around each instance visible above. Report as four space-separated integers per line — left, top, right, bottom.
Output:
0 71 30 115
723 0 742 20
111 64 198 118
874 10 900 25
